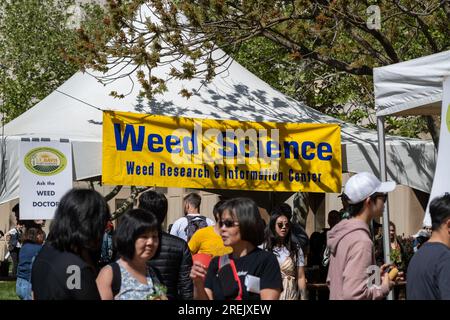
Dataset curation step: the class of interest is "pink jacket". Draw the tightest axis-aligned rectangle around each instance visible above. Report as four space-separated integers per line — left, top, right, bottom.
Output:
326 219 390 300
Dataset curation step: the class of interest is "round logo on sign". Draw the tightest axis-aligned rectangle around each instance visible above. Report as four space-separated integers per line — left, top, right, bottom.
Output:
24 147 67 176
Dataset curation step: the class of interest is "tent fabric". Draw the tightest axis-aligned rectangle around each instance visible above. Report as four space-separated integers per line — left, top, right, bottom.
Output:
0 52 436 204
374 50 450 116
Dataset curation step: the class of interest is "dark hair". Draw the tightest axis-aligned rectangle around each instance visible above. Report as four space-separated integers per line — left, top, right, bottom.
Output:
219 197 265 246
184 193 201 210
271 203 292 220
12 203 21 224
23 227 45 245
212 200 226 222
264 211 298 263
389 221 396 231
138 190 168 225
327 210 341 228
342 193 365 217
115 209 160 261
429 193 450 231
46 189 110 254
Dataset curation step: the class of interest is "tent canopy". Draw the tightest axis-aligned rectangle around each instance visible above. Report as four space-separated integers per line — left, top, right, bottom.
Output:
0 53 436 204
374 50 450 117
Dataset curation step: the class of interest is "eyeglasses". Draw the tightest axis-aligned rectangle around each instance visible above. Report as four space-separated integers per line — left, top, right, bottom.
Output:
371 193 388 203
277 222 290 229
219 219 239 228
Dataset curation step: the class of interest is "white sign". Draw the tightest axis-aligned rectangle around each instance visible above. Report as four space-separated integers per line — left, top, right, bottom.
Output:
19 140 73 220
424 76 450 226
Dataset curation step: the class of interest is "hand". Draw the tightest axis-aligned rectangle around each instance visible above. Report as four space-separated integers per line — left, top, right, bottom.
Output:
380 264 396 289
395 271 405 282
190 261 207 285
381 271 395 290
379 263 390 274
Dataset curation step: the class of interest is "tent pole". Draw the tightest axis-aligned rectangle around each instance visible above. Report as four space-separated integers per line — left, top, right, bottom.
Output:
377 115 393 300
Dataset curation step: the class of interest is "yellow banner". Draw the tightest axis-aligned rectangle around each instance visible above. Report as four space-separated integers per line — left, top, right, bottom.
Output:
102 111 342 192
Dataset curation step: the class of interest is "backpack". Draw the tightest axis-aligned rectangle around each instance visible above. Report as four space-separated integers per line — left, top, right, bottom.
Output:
184 215 208 242
322 246 331 267
100 232 114 264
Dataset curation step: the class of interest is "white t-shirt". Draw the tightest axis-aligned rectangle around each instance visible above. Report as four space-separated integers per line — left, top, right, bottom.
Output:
169 214 215 242
272 245 305 267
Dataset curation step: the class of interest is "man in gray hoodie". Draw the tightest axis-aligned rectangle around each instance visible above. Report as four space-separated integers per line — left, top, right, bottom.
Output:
327 172 396 300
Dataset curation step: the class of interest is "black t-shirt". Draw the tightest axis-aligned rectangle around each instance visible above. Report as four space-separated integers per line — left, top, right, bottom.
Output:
204 248 282 300
406 242 450 300
31 244 100 300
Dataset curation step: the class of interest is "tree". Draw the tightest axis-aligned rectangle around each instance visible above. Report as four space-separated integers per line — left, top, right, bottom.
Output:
75 0 449 146
0 0 106 123
0 0 135 219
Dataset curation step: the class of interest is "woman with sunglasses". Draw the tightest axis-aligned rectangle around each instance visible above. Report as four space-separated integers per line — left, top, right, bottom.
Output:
262 209 307 300
190 197 282 300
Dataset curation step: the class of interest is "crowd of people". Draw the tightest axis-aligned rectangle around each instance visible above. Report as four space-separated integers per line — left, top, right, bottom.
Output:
2 171 449 300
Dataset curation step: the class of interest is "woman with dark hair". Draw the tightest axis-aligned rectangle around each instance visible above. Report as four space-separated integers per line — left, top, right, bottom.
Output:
190 197 282 300
31 188 110 300
16 227 45 300
263 211 307 300
96 209 164 300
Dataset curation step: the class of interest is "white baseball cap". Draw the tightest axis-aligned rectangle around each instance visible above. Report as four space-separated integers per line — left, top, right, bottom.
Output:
343 172 396 204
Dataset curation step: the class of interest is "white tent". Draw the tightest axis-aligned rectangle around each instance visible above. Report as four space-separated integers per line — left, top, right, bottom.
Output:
373 51 450 287
374 50 450 225
374 50 450 117
0 52 436 204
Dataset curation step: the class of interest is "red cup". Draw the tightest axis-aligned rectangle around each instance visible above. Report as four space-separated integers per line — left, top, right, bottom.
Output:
192 253 213 269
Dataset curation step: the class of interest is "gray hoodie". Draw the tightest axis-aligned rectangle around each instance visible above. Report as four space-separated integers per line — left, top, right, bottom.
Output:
326 219 389 300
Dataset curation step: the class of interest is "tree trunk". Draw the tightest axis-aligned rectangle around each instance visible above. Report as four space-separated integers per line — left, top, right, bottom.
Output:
292 192 309 229
104 185 123 202
424 115 440 150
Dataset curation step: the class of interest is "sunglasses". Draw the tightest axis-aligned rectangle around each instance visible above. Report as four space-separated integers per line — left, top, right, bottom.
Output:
277 222 290 228
219 219 239 228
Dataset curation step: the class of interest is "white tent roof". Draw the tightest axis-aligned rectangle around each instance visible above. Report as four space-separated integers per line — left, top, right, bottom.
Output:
374 50 450 116
0 51 436 204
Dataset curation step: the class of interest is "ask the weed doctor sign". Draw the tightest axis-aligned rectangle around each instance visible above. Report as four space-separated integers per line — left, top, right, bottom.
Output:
20 140 73 220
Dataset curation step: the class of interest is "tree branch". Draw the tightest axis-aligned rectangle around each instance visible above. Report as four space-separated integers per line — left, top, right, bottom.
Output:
416 17 439 53
262 28 372 75
111 186 151 220
394 0 439 53
104 185 123 202
352 22 400 63
442 0 450 22
332 2 400 63
344 23 391 65
424 115 440 150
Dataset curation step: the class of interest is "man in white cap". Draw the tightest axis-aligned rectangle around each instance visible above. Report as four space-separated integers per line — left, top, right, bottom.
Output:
326 172 396 299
